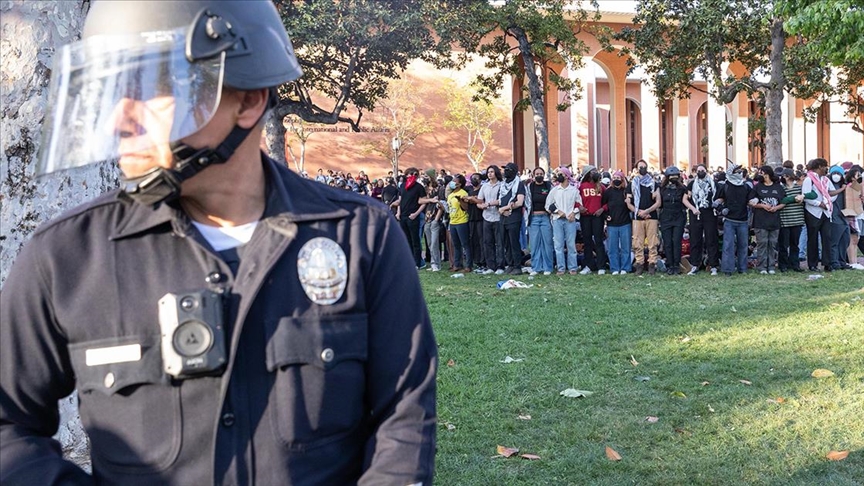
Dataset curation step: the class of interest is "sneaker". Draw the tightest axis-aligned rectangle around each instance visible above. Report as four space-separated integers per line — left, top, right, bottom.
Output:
431 264 440 272
688 267 699 275
619 270 628 275
473 267 486 274
482 268 494 275
529 270 538 276
710 267 718 276
598 269 606 275
768 269 776 275
494 269 505 275
760 270 768 275
543 271 552 276
418 262 427 270
611 271 620 275
580 267 592 275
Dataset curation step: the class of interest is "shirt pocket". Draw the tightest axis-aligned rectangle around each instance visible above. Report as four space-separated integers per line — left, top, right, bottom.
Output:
265 313 368 450
69 336 181 473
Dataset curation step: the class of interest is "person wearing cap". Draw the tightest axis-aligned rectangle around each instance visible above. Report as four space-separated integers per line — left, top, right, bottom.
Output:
630 159 661 275
0 2 437 484
685 164 720 275
715 164 758 275
602 170 633 274
658 166 694 275
577 165 607 274
498 162 527 275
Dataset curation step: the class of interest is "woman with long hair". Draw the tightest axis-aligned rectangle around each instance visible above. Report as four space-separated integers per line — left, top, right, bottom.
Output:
602 170 633 274
658 166 693 275
751 166 786 274
577 166 607 274
446 174 472 272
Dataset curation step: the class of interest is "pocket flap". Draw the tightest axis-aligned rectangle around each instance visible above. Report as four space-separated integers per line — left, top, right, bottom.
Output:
266 314 368 372
70 336 166 395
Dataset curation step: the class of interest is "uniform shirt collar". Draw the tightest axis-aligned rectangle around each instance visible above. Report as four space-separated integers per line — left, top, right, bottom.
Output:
112 152 348 240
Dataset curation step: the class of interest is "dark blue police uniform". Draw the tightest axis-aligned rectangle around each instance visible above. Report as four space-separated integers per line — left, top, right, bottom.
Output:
0 155 437 485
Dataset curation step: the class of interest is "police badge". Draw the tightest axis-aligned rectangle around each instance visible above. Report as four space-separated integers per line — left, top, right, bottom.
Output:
297 237 348 305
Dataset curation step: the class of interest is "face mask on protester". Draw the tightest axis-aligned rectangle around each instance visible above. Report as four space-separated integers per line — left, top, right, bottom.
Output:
448 181 457 190
504 167 516 181
612 179 623 187
638 167 648 176
556 174 565 184
697 171 707 179
534 175 544 183
669 176 680 184
830 173 843 184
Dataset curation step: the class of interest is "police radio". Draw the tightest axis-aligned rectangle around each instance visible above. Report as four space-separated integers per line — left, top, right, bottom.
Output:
158 290 227 379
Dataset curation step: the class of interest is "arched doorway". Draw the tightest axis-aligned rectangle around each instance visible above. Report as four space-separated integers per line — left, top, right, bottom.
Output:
696 102 709 166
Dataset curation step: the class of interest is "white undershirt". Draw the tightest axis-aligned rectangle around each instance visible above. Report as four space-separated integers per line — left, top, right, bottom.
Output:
191 220 258 251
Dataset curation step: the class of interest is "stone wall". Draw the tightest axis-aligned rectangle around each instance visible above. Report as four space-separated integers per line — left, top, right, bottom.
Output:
1 0 119 471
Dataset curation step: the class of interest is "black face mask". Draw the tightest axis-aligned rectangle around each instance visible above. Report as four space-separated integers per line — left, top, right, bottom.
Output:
669 176 680 184
556 174 565 183
534 175 544 183
638 167 648 176
612 179 622 187
471 178 481 187
697 171 707 179
504 168 516 181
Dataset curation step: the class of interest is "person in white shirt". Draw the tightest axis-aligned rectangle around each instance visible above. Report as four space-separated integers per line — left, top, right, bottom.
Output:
546 167 582 274
802 158 833 271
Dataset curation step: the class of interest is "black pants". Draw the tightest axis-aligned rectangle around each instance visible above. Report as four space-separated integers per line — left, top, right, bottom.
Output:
503 220 523 268
778 225 802 270
580 215 606 271
804 211 832 270
661 220 685 269
469 219 485 268
689 209 719 268
483 220 505 270
400 216 423 267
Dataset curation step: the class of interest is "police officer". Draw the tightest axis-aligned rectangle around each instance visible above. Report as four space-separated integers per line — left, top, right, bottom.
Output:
0 2 437 485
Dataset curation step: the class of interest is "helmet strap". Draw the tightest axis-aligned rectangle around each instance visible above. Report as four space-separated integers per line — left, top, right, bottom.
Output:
120 123 253 208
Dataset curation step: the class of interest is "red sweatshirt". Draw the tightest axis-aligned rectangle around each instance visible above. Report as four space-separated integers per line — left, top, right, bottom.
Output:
578 181 605 214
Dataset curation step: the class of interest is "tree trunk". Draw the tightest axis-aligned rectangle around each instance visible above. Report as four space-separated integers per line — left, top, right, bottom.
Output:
0 0 120 471
263 107 288 165
764 17 786 166
512 27 551 172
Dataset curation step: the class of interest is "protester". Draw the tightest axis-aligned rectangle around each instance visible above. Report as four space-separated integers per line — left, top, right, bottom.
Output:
777 169 810 272
528 167 554 275
603 170 633 274
715 164 757 276
465 173 486 273
631 159 661 275
685 164 720 275
751 166 786 274
498 163 527 275
547 167 581 274
395 167 427 269
658 166 691 275
827 165 852 270
802 158 834 271
843 165 864 265
477 165 506 275
423 179 444 271
446 174 472 272
578 165 607 275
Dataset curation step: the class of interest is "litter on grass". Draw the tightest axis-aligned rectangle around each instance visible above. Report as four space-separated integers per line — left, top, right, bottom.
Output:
497 279 533 289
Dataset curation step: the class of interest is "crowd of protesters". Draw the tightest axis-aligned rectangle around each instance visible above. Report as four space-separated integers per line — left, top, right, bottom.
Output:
307 159 864 277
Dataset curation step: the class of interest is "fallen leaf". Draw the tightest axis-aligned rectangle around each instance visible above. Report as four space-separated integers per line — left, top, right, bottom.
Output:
445 422 456 431
446 359 455 367
680 336 692 343
605 446 622 461
496 445 519 458
435 286 444 292
826 450 849 461
500 356 524 364
560 388 594 398
811 368 835 378
634 375 651 382
646 416 659 423
731 306 737 313
520 454 541 460
629 355 639 367
518 414 532 420
701 381 710 386
767 397 785 404
674 427 692 436
708 404 715 413
739 379 752 385
670 391 687 398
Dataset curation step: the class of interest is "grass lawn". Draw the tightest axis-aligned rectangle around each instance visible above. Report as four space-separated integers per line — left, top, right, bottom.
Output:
423 268 863 485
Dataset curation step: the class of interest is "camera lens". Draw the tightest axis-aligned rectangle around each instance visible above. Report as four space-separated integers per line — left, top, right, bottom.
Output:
180 296 198 312
173 320 213 357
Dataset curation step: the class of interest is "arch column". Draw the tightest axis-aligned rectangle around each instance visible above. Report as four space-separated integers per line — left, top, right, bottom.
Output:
707 98 727 169
640 81 660 167
592 49 631 172
673 98 689 169
570 63 591 169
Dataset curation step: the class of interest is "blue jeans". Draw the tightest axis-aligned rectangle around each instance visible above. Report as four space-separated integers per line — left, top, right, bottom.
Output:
722 219 749 273
552 217 578 272
607 224 632 273
528 214 554 272
450 223 472 269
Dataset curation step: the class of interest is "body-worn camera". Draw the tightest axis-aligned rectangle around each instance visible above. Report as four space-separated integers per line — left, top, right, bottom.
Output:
158 290 227 379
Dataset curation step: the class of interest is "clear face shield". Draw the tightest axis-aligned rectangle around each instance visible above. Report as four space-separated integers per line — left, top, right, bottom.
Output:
37 27 225 175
